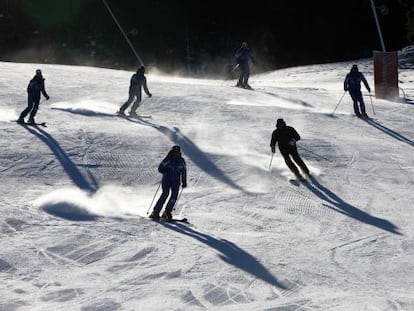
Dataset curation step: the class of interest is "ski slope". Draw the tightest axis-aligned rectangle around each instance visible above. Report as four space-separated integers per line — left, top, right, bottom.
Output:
0 59 413 310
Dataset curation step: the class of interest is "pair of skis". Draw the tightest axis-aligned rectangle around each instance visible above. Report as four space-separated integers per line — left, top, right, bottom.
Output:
13 120 47 127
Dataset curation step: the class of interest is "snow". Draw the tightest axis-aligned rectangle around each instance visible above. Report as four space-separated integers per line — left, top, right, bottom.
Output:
1 59 413 310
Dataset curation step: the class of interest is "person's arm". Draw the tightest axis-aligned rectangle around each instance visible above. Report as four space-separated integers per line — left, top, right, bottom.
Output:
181 159 187 188
270 131 278 153
142 77 152 97
41 79 49 99
344 74 349 91
158 156 171 173
361 74 371 92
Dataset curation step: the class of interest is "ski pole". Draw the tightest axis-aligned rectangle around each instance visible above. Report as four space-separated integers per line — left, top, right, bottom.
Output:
147 182 161 214
369 92 376 115
174 188 185 215
331 91 346 115
268 153 274 171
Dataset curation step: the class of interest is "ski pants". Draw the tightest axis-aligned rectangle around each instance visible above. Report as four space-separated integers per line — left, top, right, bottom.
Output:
120 91 142 113
350 89 366 115
153 179 180 213
280 147 309 177
238 63 250 85
20 94 40 121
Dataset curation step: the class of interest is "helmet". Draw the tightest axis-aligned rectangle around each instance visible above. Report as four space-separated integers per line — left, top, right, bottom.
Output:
276 118 286 129
35 69 42 75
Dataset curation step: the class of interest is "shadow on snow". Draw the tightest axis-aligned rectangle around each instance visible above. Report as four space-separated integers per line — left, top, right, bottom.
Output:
160 221 290 290
304 176 401 235
21 124 98 193
364 118 414 147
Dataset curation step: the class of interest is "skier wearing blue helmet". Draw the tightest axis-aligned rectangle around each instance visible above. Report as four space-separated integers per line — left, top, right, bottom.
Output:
150 145 187 220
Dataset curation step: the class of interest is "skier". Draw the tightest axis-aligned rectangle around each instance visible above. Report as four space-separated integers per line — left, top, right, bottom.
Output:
344 64 371 118
149 145 187 220
270 118 310 181
234 42 255 89
117 65 152 117
17 69 50 124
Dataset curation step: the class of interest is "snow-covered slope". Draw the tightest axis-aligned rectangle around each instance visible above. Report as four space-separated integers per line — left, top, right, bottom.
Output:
1 59 413 310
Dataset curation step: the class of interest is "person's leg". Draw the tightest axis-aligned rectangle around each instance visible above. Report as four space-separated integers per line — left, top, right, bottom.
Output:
291 149 310 175
19 96 34 121
152 181 171 214
281 151 302 178
353 100 361 116
359 98 367 117
164 185 179 213
28 98 40 123
119 93 135 113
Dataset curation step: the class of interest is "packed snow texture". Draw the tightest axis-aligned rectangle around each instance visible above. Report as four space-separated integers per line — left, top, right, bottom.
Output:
0 59 413 310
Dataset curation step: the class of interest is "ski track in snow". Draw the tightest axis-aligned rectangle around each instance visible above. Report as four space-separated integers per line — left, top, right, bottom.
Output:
0 59 414 310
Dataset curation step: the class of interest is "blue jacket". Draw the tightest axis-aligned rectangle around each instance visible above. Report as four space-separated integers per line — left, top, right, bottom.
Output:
235 47 255 67
158 154 187 186
344 71 370 94
129 73 150 97
27 75 49 100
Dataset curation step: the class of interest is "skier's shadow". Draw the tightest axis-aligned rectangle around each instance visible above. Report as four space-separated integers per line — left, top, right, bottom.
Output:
128 117 252 194
160 222 290 290
364 119 414 146
303 176 401 235
21 124 98 193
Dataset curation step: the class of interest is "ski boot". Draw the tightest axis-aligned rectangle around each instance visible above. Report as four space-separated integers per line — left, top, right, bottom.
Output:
149 211 160 220
161 210 172 221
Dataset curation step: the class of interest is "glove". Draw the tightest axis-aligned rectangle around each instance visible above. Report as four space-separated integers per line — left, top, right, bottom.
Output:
46 95 50 100
344 87 348 92
288 139 296 146
148 93 152 98
182 182 187 188
271 146 275 153
367 87 371 93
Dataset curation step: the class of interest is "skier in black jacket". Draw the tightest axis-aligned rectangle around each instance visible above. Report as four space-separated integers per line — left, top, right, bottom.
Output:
18 69 50 124
117 65 152 117
270 118 310 180
344 64 371 118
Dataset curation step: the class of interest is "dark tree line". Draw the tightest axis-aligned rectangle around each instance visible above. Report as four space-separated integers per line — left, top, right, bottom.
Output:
0 0 410 76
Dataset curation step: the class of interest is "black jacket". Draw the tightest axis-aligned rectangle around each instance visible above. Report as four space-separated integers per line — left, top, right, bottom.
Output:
270 126 301 152
27 75 49 99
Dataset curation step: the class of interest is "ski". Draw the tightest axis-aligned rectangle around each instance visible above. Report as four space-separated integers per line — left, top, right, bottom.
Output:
13 120 47 127
128 114 152 119
117 113 152 119
150 217 188 223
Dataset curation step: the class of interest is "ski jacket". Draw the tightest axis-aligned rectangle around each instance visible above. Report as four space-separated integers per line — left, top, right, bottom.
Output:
27 75 49 99
158 154 187 186
235 47 255 66
344 71 370 93
270 126 301 152
129 73 150 96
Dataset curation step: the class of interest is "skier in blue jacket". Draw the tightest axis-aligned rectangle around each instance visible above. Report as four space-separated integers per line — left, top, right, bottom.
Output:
118 65 152 117
344 64 371 118
150 145 187 220
18 69 50 124
234 42 255 89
